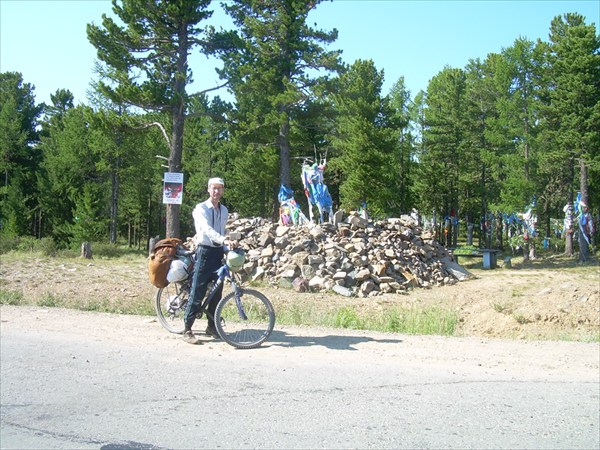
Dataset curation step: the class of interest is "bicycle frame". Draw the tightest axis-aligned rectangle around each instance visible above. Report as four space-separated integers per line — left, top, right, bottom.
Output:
188 255 247 323
157 248 276 348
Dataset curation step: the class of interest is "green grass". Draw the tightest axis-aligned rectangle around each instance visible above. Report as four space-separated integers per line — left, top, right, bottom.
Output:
0 288 155 316
0 290 25 306
510 288 524 297
492 302 511 314
452 245 481 255
275 303 459 336
39 293 61 308
513 313 531 325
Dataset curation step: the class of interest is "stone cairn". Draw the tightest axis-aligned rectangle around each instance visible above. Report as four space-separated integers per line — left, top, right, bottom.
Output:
221 210 463 297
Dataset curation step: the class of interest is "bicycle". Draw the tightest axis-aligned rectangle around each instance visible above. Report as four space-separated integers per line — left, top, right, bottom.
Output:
154 247 275 349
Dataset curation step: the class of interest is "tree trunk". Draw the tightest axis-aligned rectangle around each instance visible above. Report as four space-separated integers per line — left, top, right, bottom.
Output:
165 21 190 239
278 115 291 188
110 164 119 244
467 223 474 246
578 159 590 262
565 232 574 256
578 231 590 262
564 158 575 256
452 210 459 248
166 105 184 239
146 197 152 252
564 201 574 257
495 212 503 250
480 163 487 249
529 243 536 260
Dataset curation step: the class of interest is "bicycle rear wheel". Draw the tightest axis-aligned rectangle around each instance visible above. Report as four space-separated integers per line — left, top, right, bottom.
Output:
214 288 275 349
155 283 188 334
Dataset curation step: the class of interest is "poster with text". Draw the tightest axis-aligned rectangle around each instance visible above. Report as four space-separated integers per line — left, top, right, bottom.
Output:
163 172 184 205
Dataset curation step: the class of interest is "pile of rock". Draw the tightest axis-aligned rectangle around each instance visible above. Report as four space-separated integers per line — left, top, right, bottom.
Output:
225 211 467 297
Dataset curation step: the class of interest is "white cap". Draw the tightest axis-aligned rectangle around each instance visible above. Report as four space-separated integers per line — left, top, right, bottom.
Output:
207 177 224 188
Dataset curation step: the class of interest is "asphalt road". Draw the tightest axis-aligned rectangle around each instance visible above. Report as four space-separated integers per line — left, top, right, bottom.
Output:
1 306 599 449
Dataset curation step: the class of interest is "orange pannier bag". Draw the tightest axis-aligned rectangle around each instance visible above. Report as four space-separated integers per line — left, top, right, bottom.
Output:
148 238 183 288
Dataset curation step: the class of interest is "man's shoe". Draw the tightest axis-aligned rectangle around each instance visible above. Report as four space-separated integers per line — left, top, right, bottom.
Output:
182 330 201 345
205 325 220 339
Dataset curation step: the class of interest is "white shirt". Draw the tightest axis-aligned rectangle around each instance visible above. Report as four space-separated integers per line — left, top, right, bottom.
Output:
192 199 229 247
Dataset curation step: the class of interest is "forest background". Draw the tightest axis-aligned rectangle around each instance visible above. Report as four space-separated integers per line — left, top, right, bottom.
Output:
0 0 598 260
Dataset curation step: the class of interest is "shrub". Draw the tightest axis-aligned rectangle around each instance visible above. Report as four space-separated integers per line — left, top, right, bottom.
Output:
81 242 146 259
14 236 58 256
0 235 19 254
0 290 24 305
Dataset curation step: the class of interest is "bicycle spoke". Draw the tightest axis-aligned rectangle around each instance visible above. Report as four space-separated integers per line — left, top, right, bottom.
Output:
155 283 188 334
214 288 275 349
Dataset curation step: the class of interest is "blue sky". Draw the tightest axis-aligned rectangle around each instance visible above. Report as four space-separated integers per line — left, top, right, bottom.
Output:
1 0 598 106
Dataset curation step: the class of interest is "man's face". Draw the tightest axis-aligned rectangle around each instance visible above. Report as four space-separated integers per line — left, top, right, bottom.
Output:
208 183 224 202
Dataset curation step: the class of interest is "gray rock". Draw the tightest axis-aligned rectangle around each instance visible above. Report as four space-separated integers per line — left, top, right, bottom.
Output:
223 214 474 296
332 284 354 297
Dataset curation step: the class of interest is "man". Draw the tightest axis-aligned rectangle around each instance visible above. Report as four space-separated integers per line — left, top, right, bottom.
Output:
183 177 238 345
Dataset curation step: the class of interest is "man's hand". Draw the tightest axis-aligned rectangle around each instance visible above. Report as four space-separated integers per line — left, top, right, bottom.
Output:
224 238 239 249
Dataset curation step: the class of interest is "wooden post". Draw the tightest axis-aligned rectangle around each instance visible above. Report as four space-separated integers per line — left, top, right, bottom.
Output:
80 242 93 259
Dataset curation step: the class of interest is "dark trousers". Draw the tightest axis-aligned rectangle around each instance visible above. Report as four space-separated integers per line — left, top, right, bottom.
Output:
184 245 224 330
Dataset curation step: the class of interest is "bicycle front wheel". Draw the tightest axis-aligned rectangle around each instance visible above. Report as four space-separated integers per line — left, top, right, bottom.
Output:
214 288 275 349
155 283 188 334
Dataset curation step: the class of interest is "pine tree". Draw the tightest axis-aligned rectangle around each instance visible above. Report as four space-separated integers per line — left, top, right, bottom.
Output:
541 13 600 261
220 0 341 200
418 67 467 246
0 72 43 236
87 0 214 238
327 59 396 217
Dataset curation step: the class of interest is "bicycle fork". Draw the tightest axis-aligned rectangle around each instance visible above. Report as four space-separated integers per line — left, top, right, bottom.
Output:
234 286 248 321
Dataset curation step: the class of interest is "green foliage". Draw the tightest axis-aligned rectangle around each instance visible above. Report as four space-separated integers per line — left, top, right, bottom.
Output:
1 11 597 251
70 184 109 245
386 307 458 336
0 235 57 256
0 235 19 254
16 236 58 256
507 233 526 250
540 13 599 228
91 242 146 258
221 0 342 191
327 59 398 215
0 72 43 236
388 77 418 213
86 0 213 108
1 170 31 236
87 0 215 237
416 67 467 217
227 143 279 218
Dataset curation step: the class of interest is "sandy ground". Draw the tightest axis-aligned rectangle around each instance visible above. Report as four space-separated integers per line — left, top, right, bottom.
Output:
0 252 598 341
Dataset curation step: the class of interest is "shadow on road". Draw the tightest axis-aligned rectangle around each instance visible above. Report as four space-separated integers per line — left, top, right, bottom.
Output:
266 330 403 350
